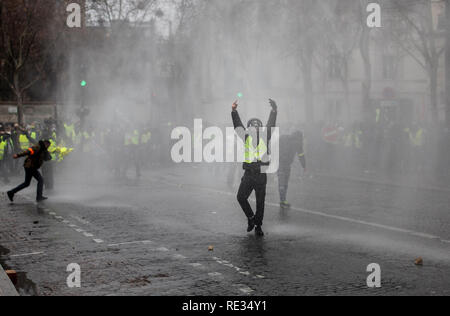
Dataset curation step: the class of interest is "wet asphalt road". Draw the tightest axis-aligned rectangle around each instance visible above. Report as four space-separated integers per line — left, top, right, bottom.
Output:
0 164 449 296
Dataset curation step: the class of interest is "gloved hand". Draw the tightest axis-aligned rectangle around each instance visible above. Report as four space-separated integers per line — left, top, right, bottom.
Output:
269 99 277 111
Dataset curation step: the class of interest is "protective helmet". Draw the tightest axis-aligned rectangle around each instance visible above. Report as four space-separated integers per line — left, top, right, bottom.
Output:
247 118 263 128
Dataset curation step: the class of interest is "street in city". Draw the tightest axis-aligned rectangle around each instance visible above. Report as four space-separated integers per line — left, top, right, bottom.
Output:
1 165 449 296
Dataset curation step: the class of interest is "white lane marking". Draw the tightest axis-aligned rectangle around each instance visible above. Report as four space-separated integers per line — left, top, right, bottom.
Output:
156 247 169 252
9 252 45 258
83 232 94 237
189 263 203 268
75 228 85 233
70 215 91 225
165 181 450 244
213 256 264 279
267 201 450 244
255 275 265 279
55 216 63 220
173 254 187 260
107 240 153 247
238 286 254 294
208 272 222 277
49 212 56 216
62 220 70 224
93 239 104 244
69 224 77 228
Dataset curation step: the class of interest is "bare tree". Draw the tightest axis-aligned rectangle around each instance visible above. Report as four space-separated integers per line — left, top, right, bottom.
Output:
386 0 445 122
0 0 64 124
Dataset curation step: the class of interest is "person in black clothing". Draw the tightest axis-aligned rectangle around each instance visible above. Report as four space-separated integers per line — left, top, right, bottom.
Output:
232 99 277 237
278 131 306 208
7 140 52 202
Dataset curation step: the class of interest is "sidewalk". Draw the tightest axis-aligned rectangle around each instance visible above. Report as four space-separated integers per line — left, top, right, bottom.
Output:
0 265 18 296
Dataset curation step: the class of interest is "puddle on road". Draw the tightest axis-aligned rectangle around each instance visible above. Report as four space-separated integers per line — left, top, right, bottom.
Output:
0 245 38 296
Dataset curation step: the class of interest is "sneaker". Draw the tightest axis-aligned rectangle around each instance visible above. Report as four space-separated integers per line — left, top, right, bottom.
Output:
36 196 48 202
280 201 291 209
255 226 264 237
7 191 14 202
247 217 255 232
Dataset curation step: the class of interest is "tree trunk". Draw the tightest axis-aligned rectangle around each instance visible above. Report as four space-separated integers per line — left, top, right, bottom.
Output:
301 49 315 123
429 65 439 123
446 0 450 127
17 96 24 126
13 72 24 125
360 27 371 122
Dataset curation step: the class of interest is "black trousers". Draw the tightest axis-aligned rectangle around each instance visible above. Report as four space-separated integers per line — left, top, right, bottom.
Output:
278 166 292 202
42 162 54 189
237 171 267 226
10 167 44 199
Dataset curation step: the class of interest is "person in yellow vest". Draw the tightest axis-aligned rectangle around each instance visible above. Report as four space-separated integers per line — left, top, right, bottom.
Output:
124 128 141 178
232 99 277 237
7 140 52 202
63 122 76 146
0 132 10 183
405 123 426 173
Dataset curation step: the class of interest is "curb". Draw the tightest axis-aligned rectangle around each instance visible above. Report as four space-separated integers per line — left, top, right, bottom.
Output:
0 265 19 296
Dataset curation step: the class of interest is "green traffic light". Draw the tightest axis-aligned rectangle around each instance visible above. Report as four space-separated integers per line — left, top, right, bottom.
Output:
80 80 87 87
237 92 243 98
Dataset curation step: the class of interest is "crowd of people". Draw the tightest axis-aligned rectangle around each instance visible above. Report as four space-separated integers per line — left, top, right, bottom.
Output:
305 117 450 181
0 118 161 188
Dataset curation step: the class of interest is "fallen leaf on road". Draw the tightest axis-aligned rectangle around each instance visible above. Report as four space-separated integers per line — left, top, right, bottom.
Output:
208 246 214 251
415 257 423 266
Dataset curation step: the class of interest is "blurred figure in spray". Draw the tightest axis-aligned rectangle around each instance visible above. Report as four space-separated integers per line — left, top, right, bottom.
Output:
231 99 277 237
278 131 306 209
0 125 14 183
124 127 141 178
7 140 52 202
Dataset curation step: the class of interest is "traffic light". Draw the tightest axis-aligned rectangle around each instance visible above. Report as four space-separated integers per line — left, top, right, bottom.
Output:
237 92 243 98
80 80 87 87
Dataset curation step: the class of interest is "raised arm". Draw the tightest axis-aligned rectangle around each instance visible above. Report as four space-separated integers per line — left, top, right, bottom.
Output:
231 100 245 130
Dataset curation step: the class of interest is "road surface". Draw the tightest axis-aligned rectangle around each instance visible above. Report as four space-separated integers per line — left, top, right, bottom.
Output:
0 164 449 296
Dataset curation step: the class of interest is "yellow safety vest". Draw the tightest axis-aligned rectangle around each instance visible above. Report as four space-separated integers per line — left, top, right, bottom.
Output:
0 140 6 160
48 139 58 161
244 136 267 164
131 130 140 145
19 134 30 150
409 129 424 147
64 124 76 141
141 132 151 144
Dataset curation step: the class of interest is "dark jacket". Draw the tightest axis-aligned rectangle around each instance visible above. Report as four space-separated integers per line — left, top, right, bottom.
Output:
17 141 51 169
232 109 277 172
279 134 306 169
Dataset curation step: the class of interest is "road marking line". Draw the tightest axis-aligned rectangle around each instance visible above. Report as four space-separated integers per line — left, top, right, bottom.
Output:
208 272 222 277
9 252 44 258
173 254 187 260
93 239 104 244
189 263 203 268
83 232 94 237
69 224 77 228
166 181 450 244
75 228 85 233
49 212 56 216
238 286 254 294
55 216 64 220
107 240 153 247
156 247 169 252
62 220 70 224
